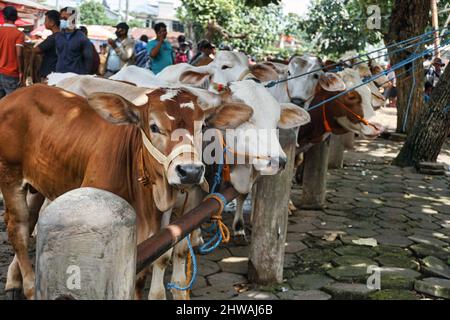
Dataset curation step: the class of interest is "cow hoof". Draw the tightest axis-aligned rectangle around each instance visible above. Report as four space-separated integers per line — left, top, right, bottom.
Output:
4 288 26 300
288 200 298 215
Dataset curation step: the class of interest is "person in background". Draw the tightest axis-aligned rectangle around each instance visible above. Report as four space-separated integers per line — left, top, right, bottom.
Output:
176 35 191 61
147 22 173 74
424 81 433 104
175 42 190 64
32 10 60 80
79 26 100 75
189 39 208 65
384 63 397 108
135 34 149 68
190 40 215 66
98 43 108 76
55 7 93 74
0 6 25 98
105 22 135 77
426 57 445 87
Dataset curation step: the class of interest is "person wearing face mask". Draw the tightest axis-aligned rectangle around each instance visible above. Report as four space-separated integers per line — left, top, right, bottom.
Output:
55 7 93 75
104 22 135 77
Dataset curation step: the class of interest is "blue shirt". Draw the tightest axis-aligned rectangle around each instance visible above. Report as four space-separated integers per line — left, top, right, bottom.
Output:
55 29 93 74
147 39 173 74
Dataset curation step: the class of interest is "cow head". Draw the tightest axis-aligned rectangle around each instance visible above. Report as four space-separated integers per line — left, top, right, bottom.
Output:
300 73 380 146
178 51 251 94
87 88 253 210
218 80 310 194
287 55 324 107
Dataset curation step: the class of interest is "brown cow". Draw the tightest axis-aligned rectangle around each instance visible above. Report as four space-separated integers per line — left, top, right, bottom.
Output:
298 73 380 151
0 84 253 299
23 42 42 85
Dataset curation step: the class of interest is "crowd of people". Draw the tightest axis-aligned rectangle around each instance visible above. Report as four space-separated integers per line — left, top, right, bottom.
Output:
1 5 447 106
383 53 447 108
0 5 218 99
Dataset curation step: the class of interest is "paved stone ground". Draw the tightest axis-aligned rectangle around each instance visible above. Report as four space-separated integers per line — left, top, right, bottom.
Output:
1 108 450 300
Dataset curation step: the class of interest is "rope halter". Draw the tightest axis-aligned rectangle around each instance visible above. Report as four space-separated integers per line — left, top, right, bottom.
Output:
140 129 200 172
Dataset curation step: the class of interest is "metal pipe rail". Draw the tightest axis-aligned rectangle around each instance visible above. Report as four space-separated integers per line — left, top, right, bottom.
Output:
136 187 239 273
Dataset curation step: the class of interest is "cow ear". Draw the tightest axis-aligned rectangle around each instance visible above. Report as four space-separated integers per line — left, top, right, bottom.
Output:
179 70 211 88
87 93 140 125
278 103 311 129
319 73 346 92
207 102 253 129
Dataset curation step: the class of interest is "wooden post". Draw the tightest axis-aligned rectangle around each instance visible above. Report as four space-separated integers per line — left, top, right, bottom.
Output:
341 132 355 150
431 0 440 58
328 134 345 169
35 188 137 300
300 137 330 210
248 128 297 285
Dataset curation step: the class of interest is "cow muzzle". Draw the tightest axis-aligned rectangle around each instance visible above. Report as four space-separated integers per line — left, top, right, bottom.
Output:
291 98 307 108
176 164 205 185
141 129 204 186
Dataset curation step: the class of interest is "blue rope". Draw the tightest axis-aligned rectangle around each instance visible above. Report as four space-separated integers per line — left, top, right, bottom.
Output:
306 39 450 112
264 29 450 88
199 192 228 254
166 235 197 291
402 44 420 132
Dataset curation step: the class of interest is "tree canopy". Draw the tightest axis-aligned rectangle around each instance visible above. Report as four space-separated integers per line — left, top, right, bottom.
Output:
79 0 115 26
178 0 309 59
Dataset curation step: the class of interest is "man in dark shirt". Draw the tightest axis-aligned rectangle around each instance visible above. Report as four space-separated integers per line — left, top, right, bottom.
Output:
79 26 100 75
55 7 93 74
32 10 60 79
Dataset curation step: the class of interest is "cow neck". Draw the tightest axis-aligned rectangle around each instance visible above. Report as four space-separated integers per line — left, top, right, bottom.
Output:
285 81 292 101
298 89 338 145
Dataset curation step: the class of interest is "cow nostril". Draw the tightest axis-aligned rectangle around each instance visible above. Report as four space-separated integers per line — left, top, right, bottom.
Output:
176 164 204 184
176 165 187 177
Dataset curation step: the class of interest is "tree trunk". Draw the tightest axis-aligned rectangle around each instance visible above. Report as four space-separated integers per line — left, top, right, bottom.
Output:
385 0 431 134
393 58 450 167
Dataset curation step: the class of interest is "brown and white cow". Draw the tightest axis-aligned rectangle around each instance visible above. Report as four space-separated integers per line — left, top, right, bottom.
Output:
0 83 253 300
298 73 381 151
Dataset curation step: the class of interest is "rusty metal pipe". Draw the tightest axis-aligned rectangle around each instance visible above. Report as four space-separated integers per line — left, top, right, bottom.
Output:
136 187 239 273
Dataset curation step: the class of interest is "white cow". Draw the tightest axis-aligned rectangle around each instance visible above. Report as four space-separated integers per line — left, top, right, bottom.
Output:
157 50 253 93
256 56 324 108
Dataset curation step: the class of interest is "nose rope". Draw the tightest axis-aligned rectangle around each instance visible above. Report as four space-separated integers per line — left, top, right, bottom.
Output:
140 129 200 172
211 69 256 93
333 99 380 130
214 129 272 163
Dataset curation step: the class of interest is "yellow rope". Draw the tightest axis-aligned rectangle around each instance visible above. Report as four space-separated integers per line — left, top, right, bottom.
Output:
204 194 231 244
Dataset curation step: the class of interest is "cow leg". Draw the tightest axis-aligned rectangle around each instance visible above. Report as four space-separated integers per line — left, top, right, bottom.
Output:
4 255 24 299
5 189 45 299
26 189 45 237
148 210 172 300
1 172 35 299
169 237 189 300
170 187 204 300
233 193 248 241
135 268 150 300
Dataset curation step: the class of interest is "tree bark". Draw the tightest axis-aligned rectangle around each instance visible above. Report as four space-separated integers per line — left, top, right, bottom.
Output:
393 58 450 167
385 0 431 134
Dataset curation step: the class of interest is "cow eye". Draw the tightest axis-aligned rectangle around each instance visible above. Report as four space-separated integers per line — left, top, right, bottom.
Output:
221 65 231 70
313 74 319 79
150 124 160 133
